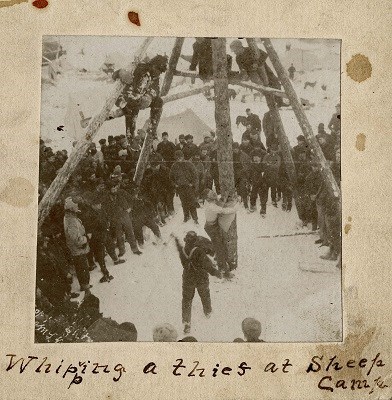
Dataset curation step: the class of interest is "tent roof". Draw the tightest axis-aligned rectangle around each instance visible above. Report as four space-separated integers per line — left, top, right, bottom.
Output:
157 108 213 144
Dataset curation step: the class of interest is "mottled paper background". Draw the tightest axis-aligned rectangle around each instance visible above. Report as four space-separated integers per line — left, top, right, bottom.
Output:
0 0 391 399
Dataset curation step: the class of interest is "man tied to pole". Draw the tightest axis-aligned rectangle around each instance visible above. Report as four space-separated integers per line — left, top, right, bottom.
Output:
108 55 168 139
203 189 238 276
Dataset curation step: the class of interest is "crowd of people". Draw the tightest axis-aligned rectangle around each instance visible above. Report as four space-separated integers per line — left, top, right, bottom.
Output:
36 38 341 342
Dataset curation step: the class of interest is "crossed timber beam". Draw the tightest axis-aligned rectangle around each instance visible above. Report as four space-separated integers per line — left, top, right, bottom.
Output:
173 70 287 98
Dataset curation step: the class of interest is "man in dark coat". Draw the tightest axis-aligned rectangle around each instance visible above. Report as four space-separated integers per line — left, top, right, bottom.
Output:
84 193 125 283
183 135 199 160
101 181 142 257
156 131 176 168
262 110 280 148
174 231 222 334
170 150 199 223
229 40 282 95
232 142 251 209
131 193 161 247
109 55 168 138
190 37 232 82
245 108 261 132
175 134 187 152
262 143 281 208
249 148 267 215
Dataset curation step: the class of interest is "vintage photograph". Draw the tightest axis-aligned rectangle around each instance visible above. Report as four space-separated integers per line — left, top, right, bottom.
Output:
36 36 341 343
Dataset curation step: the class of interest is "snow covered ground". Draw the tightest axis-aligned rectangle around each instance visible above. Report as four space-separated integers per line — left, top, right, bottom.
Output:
43 37 342 342
82 198 342 343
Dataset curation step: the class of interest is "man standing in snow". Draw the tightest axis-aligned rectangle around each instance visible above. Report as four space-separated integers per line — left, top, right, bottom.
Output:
288 63 296 80
156 131 176 168
170 150 199 224
174 231 222 334
262 143 281 208
63 197 91 292
101 181 142 257
249 148 267 215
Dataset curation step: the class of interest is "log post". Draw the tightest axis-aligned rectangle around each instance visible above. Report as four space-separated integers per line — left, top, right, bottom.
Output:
211 38 238 272
246 38 304 219
160 37 185 96
133 84 214 185
261 38 341 201
38 37 153 230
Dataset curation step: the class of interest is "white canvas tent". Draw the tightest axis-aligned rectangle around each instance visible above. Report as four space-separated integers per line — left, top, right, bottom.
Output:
157 108 213 144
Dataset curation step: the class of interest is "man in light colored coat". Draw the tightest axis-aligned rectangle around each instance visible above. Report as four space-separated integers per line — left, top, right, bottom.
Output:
63 197 91 291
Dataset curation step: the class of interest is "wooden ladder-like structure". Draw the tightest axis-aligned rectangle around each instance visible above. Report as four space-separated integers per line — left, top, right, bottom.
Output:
38 37 341 273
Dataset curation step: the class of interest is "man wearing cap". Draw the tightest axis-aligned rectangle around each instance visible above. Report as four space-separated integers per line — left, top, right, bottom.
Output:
183 135 198 161
174 231 222 334
84 193 126 283
156 131 176 167
245 108 261 133
293 135 311 162
198 134 213 156
109 55 168 139
63 197 91 292
101 182 142 257
170 150 199 223
249 148 268 215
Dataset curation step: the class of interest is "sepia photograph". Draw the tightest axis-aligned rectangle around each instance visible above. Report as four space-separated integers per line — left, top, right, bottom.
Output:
36 36 342 343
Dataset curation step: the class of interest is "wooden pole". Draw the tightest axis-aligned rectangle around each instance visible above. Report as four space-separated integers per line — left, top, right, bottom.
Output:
211 38 238 272
235 81 287 98
261 38 341 201
246 38 304 219
160 38 185 96
38 37 153 230
133 84 214 185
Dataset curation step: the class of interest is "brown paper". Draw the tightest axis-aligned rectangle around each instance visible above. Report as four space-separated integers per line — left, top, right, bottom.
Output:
0 1 391 399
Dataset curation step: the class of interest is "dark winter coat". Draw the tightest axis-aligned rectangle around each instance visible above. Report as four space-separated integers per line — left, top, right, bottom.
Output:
262 153 281 184
177 240 221 284
156 140 176 164
101 189 133 222
233 151 251 181
183 143 199 160
249 162 265 187
170 160 198 189
246 113 261 132
236 47 281 89
84 207 110 243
